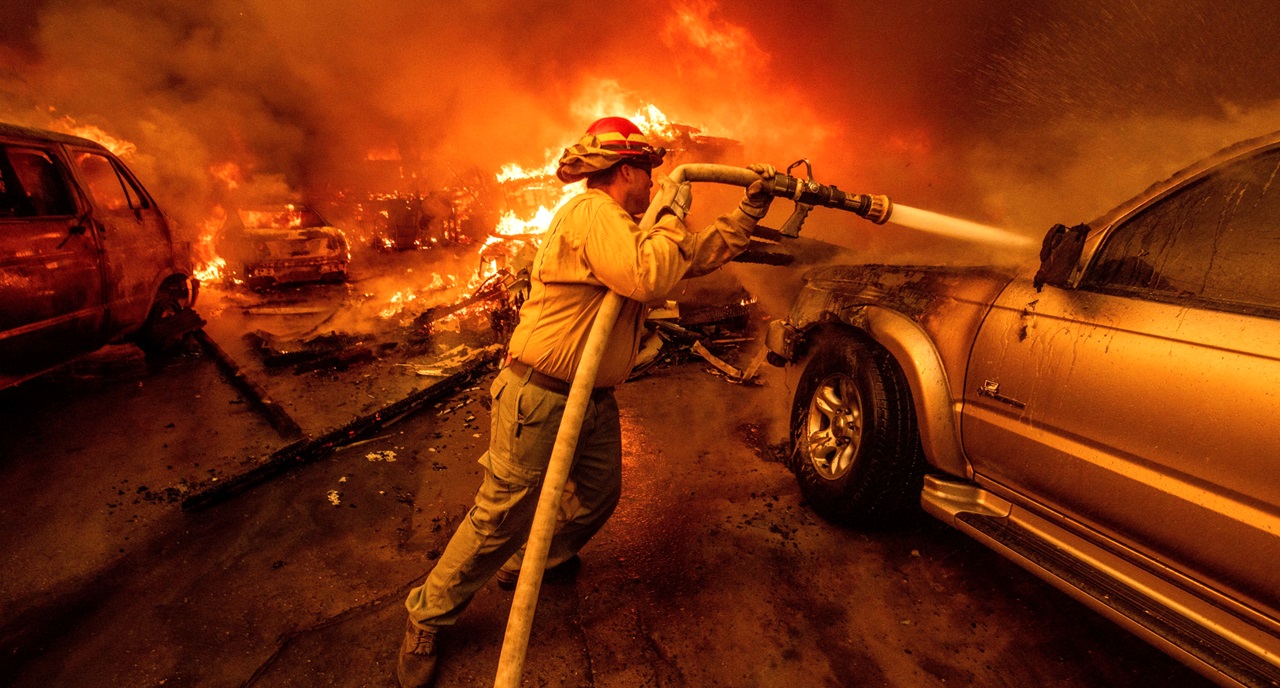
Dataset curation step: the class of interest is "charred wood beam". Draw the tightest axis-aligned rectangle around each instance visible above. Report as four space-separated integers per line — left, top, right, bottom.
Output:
291 344 377 373
732 249 794 266
180 347 501 513
749 225 786 242
194 329 303 440
678 301 754 328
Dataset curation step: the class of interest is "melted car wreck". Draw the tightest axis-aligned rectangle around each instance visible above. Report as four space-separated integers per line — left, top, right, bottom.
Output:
217 204 350 289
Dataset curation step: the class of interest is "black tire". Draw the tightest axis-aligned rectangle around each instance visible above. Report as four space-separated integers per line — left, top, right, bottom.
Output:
136 284 190 361
790 330 925 527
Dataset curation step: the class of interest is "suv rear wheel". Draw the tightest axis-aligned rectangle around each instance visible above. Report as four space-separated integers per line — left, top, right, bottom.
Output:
791 331 925 526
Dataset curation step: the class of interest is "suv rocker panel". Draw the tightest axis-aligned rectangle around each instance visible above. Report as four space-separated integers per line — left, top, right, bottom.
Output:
923 474 1280 688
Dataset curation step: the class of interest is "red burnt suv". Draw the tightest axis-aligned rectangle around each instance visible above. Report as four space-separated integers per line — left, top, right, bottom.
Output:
0 123 198 389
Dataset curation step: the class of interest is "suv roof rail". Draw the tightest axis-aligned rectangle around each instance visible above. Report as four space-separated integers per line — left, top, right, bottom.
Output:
0 121 111 151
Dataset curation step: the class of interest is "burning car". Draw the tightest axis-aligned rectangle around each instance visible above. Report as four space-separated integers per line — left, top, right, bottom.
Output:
0 123 199 389
765 132 1280 687
217 204 349 289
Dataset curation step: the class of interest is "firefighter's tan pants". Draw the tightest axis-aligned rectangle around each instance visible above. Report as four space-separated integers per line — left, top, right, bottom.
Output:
404 364 621 627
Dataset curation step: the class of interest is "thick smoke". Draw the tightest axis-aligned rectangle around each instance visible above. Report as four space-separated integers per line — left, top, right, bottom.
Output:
2 0 1279 251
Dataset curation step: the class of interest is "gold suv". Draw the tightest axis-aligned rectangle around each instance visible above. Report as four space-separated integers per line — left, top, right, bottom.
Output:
765 132 1280 688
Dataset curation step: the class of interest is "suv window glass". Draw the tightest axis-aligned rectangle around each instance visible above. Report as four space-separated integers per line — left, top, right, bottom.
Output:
73 151 133 211
1083 146 1280 316
1 146 76 218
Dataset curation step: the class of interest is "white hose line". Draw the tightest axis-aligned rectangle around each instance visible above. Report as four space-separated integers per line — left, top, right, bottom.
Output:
494 164 757 687
492 289 621 688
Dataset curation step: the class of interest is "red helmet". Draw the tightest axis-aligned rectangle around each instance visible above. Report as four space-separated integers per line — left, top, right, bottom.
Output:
556 116 667 183
584 117 665 168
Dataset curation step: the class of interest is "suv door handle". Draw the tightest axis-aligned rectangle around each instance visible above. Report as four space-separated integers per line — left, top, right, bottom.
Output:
978 379 1027 409
57 222 87 249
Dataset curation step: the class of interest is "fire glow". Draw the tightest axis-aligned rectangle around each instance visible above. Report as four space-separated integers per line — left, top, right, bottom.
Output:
489 102 686 239
54 117 138 159
192 209 228 284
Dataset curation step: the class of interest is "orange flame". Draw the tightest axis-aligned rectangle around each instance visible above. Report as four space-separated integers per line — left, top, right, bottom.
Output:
210 161 242 191
192 207 228 284
54 118 137 158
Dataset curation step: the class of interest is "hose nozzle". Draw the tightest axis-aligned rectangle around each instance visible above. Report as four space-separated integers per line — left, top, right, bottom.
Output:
768 169 893 224
860 194 893 224
652 162 894 230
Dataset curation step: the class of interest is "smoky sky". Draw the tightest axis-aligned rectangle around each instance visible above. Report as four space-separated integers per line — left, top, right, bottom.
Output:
2 0 1279 245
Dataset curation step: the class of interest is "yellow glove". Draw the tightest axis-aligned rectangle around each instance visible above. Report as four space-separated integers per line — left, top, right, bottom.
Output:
653 174 693 221
740 163 776 220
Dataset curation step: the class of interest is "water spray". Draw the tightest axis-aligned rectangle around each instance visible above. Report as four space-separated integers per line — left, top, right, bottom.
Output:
648 160 1034 250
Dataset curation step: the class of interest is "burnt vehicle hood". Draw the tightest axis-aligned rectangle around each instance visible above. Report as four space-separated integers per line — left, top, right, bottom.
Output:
796 263 1021 321
787 264 1023 409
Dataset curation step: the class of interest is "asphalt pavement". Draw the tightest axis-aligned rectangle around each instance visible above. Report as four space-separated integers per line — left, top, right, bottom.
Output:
0 341 1212 687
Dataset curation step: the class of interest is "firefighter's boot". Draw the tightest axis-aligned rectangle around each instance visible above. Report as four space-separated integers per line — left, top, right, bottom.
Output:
396 618 439 688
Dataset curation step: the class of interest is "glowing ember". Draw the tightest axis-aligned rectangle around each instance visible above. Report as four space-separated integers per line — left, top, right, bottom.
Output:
379 290 418 319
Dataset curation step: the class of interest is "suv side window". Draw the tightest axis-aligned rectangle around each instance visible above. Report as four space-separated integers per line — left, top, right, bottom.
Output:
73 151 149 212
1082 146 1280 317
0 146 77 218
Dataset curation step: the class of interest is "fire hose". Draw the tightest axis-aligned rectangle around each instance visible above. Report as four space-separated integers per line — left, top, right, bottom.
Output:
493 163 892 688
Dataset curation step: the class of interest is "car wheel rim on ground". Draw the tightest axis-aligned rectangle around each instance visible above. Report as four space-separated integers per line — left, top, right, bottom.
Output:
806 372 863 480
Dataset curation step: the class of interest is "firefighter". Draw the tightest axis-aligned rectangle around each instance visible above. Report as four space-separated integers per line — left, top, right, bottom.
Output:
396 116 774 687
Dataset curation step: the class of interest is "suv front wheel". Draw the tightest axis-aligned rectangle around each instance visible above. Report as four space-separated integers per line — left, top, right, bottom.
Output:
791 331 925 526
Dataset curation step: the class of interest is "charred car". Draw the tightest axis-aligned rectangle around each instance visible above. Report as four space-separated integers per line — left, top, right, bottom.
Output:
765 132 1280 687
218 204 349 289
0 123 198 390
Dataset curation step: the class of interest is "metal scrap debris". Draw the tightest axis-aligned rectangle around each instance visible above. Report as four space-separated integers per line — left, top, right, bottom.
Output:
409 343 503 377
407 269 528 345
690 341 768 383
629 291 768 383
